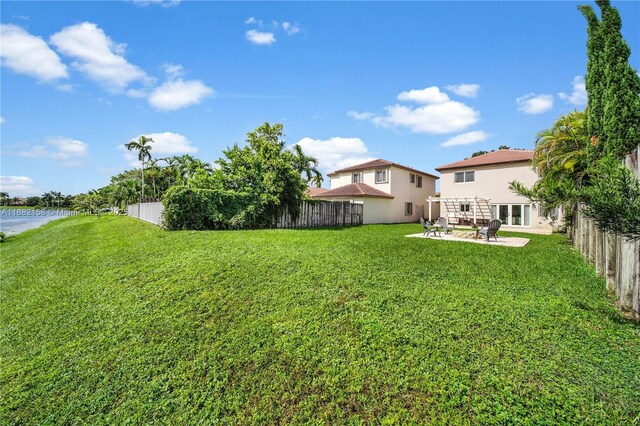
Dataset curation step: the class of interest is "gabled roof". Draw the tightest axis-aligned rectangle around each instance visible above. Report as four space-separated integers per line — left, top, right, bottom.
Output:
328 159 439 179
306 187 328 197
435 149 534 171
309 183 394 199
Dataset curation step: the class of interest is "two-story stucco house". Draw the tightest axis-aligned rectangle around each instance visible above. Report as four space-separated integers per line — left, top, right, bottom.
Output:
435 149 557 233
311 159 439 224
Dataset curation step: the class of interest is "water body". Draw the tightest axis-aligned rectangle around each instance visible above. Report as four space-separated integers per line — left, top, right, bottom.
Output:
0 209 76 236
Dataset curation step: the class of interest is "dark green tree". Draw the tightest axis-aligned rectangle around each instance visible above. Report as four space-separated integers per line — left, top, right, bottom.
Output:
578 3 605 155
214 122 307 226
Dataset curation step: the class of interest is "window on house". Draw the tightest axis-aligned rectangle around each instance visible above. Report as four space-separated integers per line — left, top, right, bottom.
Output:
405 202 413 216
454 171 475 183
375 169 388 183
410 173 416 183
460 203 471 212
352 173 360 183
416 176 423 188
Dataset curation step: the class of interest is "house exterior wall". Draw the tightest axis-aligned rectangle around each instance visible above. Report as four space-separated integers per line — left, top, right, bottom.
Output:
327 166 438 223
439 161 555 232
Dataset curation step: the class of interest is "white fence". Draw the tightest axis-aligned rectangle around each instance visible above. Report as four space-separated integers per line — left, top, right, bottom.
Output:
128 202 164 226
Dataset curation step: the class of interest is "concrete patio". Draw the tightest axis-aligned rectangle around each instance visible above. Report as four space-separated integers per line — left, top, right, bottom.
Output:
406 231 530 248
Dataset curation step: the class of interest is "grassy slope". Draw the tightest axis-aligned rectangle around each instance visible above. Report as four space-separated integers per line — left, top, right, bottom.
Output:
1 216 638 424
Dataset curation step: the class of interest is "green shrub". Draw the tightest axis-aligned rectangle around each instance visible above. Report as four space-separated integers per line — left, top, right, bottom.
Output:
0 232 5 243
162 186 254 230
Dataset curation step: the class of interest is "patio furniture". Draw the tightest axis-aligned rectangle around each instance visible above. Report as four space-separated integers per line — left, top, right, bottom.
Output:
420 217 441 237
437 216 455 234
475 219 502 242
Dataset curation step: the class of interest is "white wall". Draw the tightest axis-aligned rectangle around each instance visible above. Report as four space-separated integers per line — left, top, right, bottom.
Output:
439 162 554 231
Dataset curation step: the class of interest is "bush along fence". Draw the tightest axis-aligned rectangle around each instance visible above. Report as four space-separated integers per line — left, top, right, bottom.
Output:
276 200 363 228
130 187 364 230
571 148 639 320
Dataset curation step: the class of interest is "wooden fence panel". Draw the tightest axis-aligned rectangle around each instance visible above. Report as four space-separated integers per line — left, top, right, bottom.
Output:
571 145 640 320
276 201 363 229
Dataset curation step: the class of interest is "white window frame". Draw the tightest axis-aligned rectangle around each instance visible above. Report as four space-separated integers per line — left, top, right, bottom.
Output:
454 170 475 183
375 169 388 184
352 173 361 184
490 203 532 227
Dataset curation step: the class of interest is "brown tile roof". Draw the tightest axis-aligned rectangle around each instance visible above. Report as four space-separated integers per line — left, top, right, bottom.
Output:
309 183 394 199
435 149 534 171
306 187 328 197
328 159 439 179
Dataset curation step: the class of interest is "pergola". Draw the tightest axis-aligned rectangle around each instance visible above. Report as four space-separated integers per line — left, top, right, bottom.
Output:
426 196 492 225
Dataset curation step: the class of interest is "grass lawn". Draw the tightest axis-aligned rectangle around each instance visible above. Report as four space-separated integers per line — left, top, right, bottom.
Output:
1 216 639 424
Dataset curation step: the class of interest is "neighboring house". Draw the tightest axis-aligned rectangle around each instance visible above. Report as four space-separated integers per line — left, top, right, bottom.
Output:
435 149 557 233
311 159 438 224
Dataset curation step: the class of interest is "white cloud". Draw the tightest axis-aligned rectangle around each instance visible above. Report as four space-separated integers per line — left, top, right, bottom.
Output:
350 86 480 134
372 102 479 134
559 75 587 106
0 176 40 196
17 137 89 167
295 137 375 172
446 83 480 98
49 22 150 91
148 79 214 111
397 86 450 104
121 132 197 166
516 93 554 114
0 24 69 83
441 130 489 147
245 17 263 26
130 0 181 7
347 110 375 120
282 22 300 35
161 63 184 79
245 29 276 45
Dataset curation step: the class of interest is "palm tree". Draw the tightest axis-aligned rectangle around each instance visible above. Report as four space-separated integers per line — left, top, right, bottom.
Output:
125 136 154 201
41 192 54 208
533 111 589 185
291 144 324 187
51 191 62 207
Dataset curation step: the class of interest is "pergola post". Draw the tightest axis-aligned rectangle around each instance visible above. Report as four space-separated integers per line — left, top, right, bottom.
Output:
473 197 477 225
428 197 432 221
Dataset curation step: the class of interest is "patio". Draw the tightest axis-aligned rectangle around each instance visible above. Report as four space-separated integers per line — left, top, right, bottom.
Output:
406 230 530 248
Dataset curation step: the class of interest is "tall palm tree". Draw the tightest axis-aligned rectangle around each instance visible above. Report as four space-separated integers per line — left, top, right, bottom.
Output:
160 156 180 188
125 136 154 201
41 192 54 208
291 144 324 188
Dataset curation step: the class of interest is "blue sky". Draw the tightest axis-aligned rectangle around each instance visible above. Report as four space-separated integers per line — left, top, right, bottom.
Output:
1 0 639 196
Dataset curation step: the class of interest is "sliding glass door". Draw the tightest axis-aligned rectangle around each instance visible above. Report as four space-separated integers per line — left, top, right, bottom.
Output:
491 204 532 227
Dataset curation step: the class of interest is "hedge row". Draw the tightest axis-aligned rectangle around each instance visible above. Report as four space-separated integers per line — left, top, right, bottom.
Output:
162 186 255 230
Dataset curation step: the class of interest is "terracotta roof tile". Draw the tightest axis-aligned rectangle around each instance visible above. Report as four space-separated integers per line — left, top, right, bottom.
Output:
328 159 438 179
310 183 393 199
306 187 328 197
435 149 534 171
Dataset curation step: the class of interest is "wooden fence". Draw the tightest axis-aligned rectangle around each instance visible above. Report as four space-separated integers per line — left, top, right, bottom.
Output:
571 146 639 320
276 201 363 228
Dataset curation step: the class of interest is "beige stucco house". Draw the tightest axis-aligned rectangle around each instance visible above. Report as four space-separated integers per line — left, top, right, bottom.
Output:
435 149 557 233
311 159 439 224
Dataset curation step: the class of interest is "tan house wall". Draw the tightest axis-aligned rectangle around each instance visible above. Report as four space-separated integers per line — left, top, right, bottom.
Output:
326 166 438 224
439 162 555 232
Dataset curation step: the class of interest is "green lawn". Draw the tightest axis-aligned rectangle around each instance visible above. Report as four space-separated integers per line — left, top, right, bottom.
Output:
1 216 639 424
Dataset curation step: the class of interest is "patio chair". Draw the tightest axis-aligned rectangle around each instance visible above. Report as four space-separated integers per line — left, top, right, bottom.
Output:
437 216 455 234
420 217 440 237
475 219 502 242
